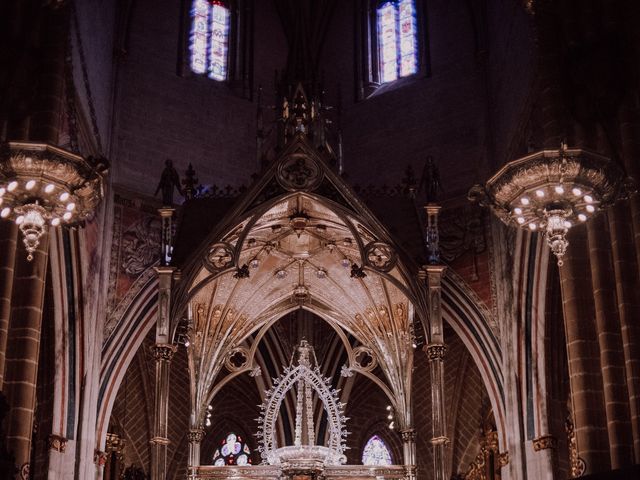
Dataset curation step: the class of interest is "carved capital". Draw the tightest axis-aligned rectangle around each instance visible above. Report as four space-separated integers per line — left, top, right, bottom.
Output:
187 428 206 444
533 434 556 451
400 429 416 443
424 343 447 361
430 435 450 446
94 449 108 467
47 434 68 453
153 343 177 362
106 432 125 453
498 451 509 468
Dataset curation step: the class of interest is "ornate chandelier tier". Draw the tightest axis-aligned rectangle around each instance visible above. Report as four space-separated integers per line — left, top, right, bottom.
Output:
470 144 628 265
0 142 106 261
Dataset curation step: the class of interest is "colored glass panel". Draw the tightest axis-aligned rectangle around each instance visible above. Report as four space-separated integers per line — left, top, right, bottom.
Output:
189 0 230 81
376 0 418 83
377 2 398 83
190 0 210 74
212 432 253 466
398 0 417 77
208 2 230 81
362 435 393 465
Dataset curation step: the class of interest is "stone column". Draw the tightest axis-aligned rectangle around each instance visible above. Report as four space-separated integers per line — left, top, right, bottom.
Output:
559 230 610 474
3 236 49 478
587 215 634 467
187 428 205 477
400 429 416 480
425 341 448 480
422 204 449 480
150 342 176 480
0 220 18 389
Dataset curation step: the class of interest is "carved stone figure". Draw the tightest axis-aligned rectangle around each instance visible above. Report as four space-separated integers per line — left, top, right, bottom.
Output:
155 159 183 206
420 156 442 203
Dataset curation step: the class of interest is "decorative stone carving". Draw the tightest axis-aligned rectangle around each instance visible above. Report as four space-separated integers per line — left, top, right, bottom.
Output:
401 429 416 443
93 450 108 467
121 216 162 276
47 434 68 453
352 346 377 372
498 452 509 468
364 241 397 272
225 347 250 372
153 343 177 362
204 243 235 272
187 428 206 444
533 434 556 451
566 416 585 478
424 343 447 361
277 154 323 192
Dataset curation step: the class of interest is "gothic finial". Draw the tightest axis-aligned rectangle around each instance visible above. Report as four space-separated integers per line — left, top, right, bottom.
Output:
182 163 198 201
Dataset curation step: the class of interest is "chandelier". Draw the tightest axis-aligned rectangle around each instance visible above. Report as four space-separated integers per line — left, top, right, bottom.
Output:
0 142 106 261
471 144 627 265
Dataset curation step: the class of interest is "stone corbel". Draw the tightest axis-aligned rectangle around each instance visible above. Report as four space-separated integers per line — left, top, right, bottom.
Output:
47 434 68 453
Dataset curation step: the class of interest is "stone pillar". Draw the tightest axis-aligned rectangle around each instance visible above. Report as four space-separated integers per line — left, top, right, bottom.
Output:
3 236 49 477
587 215 634 467
425 341 448 480
422 204 448 480
150 343 176 480
608 203 640 461
187 428 205 477
559 230 610 474
401 429 416 480
0 220 18 389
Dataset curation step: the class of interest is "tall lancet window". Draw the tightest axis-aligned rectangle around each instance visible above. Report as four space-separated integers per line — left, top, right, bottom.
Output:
212 432 253 466
376 0 418 84
362 435 393 465
189 0 230 81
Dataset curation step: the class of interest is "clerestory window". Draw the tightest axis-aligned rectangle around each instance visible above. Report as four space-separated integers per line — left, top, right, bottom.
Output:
189 0 231 80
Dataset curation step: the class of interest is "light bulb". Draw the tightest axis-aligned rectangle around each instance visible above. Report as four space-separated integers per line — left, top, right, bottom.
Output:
584 195 593 203
572 187 582 196
514 207 522 215
0 207 10 218
51 218 61 226
184 340 190 347
555 185 565 194
16 215 24 225
578 214 587 222
8 181 18 192
564 220 572 228
66 202 76 211
586 205 595 213
59 191 70 201
26 180 36 190
63 212 73 221
45 184 55 193
528 223 537 230
517 217 525 224
535 189 545 197
0 187 5 196
520 197 530 205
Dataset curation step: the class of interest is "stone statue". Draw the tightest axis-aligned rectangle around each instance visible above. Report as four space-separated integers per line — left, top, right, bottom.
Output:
155 159 183 206
420 156 442 203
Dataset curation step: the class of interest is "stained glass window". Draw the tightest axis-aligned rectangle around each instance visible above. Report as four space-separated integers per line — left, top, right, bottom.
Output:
362 435 393 465
376 0 418 84
213 432 252 466
189 0 230 81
